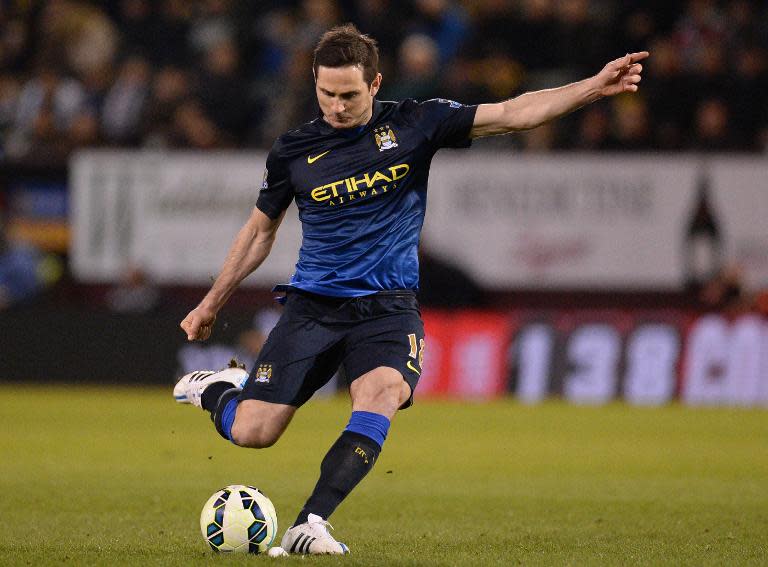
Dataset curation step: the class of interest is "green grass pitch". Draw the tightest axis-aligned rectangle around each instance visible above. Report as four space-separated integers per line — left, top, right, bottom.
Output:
1 385 766 566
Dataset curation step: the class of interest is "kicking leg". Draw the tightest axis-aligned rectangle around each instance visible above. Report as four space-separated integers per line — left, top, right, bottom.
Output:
281 367 409 555
204 388 295 447
174 364 295 447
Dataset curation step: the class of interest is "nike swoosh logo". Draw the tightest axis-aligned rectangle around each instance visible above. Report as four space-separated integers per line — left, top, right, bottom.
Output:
307 150 330 164
406 360 421 376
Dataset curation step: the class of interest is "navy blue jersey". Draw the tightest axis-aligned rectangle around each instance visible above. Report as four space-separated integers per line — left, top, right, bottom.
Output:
257 98 477 297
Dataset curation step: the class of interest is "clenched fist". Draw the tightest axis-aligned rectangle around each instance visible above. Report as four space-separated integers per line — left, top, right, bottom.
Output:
180 305 217 341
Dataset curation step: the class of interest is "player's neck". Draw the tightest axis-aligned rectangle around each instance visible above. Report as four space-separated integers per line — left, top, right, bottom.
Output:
357 105 374 127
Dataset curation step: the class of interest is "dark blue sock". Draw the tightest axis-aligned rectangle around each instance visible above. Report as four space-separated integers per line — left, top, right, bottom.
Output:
294 412 390 526
220 398 238 442
211 388 240 444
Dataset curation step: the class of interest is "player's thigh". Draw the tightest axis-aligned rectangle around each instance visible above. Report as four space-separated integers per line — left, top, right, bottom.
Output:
349 366 412 419
231 399 296 447
343 296 425 411
241 293 344 407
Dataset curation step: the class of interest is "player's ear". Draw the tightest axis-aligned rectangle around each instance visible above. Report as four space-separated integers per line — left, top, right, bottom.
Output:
369 73 382 96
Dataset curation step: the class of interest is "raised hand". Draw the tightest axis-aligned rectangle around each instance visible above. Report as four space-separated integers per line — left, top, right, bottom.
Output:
594 51 649 97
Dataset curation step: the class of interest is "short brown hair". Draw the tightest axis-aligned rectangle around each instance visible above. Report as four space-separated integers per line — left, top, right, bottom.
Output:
313 24 379 85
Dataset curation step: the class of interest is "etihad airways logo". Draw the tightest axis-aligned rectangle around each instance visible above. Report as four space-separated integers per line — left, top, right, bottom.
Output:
310 163 410 206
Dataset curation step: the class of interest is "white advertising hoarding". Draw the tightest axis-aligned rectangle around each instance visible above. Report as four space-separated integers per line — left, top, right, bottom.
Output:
71 151 765 289
709 158 768 289
424 153 699 289
71 150 303 286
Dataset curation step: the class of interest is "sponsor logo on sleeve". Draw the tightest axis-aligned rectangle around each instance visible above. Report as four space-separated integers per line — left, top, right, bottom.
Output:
255 363 273 383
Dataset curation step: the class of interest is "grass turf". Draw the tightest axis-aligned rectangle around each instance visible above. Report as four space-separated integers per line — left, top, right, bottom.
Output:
0 386 766 566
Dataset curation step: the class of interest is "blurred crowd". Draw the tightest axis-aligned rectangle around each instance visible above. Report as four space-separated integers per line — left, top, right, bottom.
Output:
1 0 768 165
0 210 62 309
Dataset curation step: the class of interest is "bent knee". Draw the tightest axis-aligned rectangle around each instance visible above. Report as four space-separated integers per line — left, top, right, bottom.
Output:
353 373 408 415
383 380 409 406
365 381 402 403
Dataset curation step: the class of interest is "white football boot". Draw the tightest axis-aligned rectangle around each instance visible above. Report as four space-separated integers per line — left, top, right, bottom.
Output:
173 360 248 407
280 514 350 555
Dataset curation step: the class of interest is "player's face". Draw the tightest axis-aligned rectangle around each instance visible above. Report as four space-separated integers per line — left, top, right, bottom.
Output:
315 65 382 129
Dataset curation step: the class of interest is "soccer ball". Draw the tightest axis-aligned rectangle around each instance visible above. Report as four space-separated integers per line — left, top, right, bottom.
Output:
200 485 278 553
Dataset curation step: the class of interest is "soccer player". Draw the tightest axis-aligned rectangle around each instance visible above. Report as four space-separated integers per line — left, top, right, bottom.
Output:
174 24 647 555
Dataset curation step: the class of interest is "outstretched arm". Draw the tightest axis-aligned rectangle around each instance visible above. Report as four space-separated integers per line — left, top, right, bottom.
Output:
470 51 649 138
180 206 285 341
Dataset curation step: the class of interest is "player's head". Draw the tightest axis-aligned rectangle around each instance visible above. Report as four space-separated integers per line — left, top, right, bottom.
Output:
313 24 382 129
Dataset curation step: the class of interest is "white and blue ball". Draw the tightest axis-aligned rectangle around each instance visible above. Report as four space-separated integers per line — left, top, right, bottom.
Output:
200 485 278 553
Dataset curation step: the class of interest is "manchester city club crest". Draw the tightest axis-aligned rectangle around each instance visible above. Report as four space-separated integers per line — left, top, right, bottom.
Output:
374 125 398 151
255 363 272 383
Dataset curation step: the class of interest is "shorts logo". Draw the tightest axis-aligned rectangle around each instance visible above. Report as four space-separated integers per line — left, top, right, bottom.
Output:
407 333 425 376
261 169 268 189
255 363 272 383
374 125 398 151
436 98 462 109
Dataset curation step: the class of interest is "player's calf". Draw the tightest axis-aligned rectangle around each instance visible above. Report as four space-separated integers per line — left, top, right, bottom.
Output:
292 411 389 527
229 400 296 448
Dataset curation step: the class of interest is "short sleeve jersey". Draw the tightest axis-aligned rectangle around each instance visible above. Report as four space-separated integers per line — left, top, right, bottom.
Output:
257 98 477 297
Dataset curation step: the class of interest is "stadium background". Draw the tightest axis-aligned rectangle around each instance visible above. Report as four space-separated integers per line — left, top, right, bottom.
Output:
1 0 766 405
1 2 767 565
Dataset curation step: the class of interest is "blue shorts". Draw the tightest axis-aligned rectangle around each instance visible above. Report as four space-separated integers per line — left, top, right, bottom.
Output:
240 290 424 409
